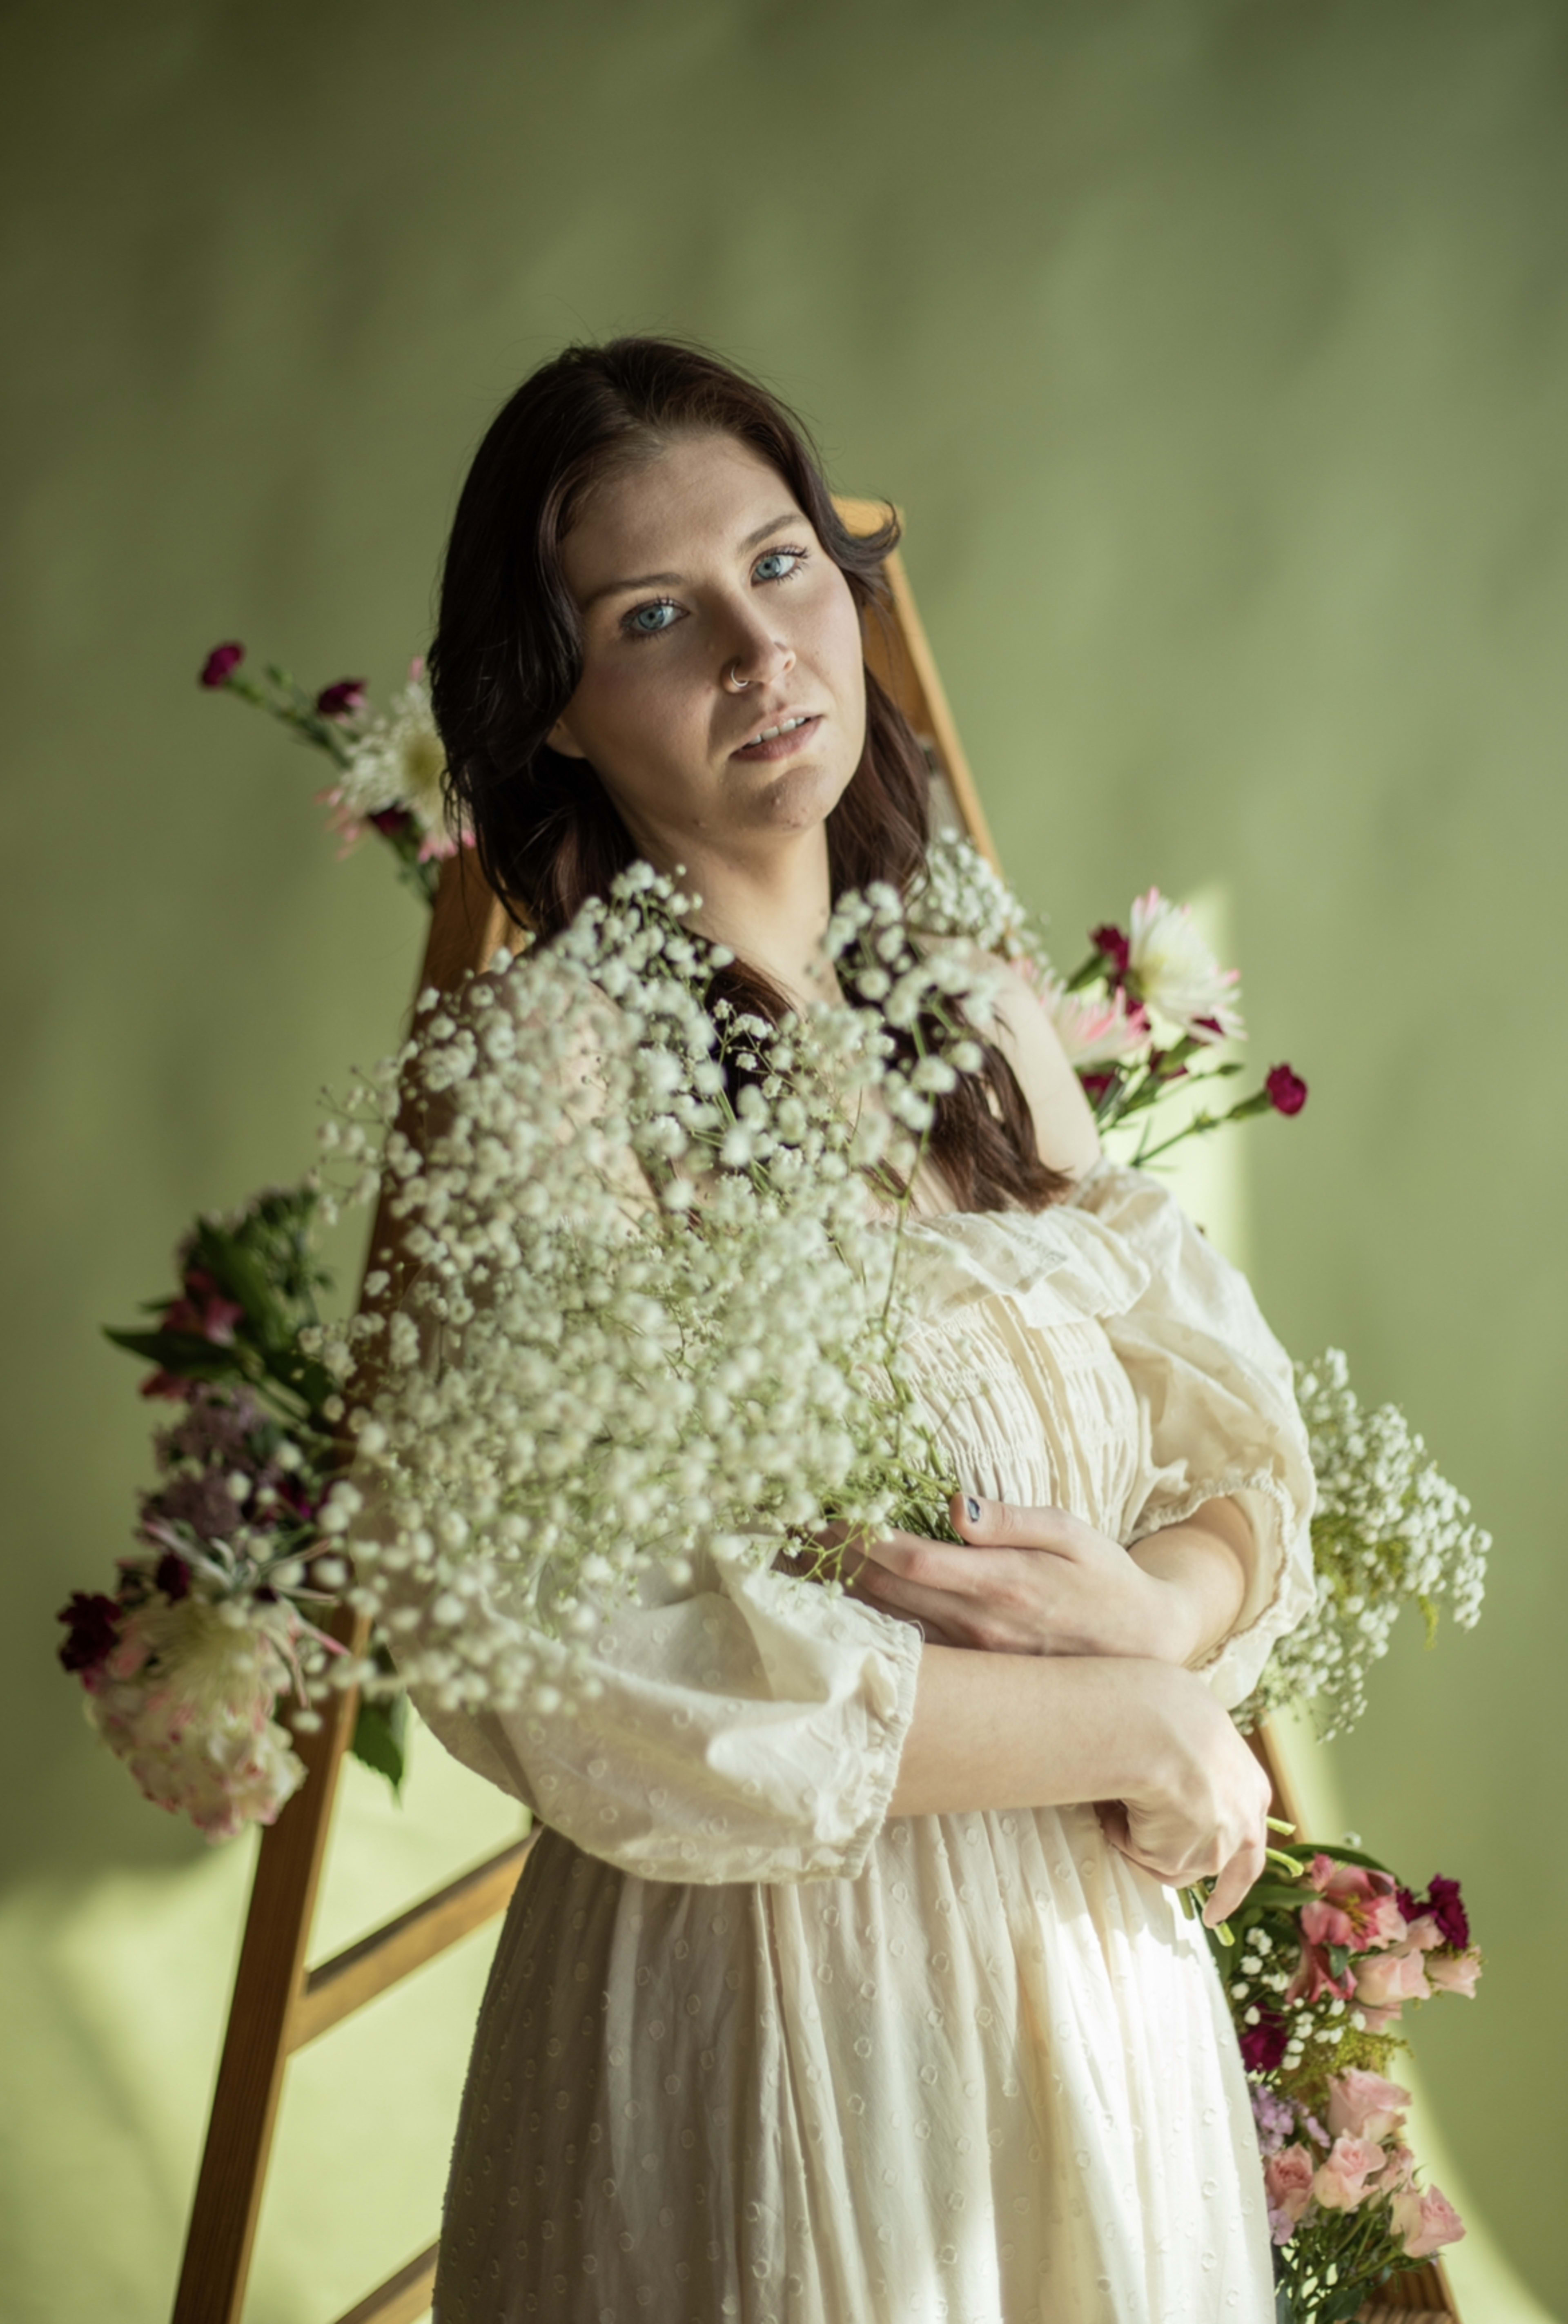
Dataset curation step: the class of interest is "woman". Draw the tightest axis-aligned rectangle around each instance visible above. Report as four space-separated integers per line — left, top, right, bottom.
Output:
379 338 1314 2321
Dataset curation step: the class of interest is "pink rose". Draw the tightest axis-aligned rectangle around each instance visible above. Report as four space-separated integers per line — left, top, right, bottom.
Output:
1425 1947 1483 1998
1354 1945 1432 2012
1264 2142 1316 2233
1312 2133 1385 2212
1391 2182 1466 2259
1401 1913 1443 1951
1326 2069 1410 2147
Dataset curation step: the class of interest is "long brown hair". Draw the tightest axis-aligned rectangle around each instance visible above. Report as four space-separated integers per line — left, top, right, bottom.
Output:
428 336 1065 1213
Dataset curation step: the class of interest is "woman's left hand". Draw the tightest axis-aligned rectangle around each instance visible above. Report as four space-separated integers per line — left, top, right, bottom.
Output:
843 1494 1223 1665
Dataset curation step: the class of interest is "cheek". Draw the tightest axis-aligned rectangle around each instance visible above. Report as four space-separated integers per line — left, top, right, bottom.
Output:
815 571 868 750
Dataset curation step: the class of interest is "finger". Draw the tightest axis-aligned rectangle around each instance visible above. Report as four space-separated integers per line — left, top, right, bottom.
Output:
847 1557 1018 1646
857 1533 1012 1600
951 1493 1076 1553
1205 1834 1267 1927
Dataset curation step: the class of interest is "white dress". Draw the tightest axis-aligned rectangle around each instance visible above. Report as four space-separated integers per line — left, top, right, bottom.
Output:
412 1158 1317 2324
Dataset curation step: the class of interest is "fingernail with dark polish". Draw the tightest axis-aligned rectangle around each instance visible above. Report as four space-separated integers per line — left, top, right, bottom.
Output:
964 1496 982 1523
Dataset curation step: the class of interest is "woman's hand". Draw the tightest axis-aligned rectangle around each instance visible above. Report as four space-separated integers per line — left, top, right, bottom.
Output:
844 1492 1245 1668
1102 1665 1274 1927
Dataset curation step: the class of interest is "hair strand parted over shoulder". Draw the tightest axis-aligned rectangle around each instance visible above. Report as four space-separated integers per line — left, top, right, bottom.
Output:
428 336 1065 1214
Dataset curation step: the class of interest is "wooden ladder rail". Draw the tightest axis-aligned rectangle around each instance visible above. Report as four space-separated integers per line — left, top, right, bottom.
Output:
169 499 1459 2324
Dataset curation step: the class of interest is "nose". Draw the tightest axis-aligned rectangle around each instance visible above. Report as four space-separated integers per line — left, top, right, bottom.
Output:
720 602 795 692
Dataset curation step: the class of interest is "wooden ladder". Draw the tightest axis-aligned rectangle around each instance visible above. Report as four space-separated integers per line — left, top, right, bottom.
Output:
168 504 1457 2324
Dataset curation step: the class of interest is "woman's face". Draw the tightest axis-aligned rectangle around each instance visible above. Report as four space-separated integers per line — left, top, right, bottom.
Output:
548 432 867 871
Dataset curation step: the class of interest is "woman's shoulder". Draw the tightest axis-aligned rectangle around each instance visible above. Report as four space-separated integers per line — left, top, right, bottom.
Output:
949 943 1102 1186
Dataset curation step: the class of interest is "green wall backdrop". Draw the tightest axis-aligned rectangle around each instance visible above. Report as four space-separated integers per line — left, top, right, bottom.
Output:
3 3 1565 2317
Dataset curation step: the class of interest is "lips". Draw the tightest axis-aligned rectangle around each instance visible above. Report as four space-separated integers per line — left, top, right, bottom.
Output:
730 713 824 763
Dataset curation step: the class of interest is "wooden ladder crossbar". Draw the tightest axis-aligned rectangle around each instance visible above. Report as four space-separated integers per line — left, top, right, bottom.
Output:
169 501 1459 2324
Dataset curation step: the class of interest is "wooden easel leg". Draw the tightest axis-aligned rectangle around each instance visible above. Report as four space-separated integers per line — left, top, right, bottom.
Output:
170 1609 369 2324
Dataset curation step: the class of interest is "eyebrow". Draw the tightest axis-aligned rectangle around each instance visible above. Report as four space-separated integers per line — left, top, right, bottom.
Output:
580 510 802 610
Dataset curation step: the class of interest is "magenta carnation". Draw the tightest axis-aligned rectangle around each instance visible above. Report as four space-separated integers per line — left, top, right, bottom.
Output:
315 677 367 719
1240 2013 1289 2072
199 642 245 688
1090 922 1131 980
1265 1063 1308 1116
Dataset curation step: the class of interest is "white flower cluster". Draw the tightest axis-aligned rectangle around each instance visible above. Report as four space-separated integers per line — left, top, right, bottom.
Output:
908 828 1053 978
314 865 1000 1718
334 667 457 857
1239 1348 1490 1739
85 1597 307 1843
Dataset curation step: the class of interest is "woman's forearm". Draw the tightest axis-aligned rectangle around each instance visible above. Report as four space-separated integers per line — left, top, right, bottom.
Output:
1129 1495 1251 1666
887 1642 1271 1923
887 1645 1187 1818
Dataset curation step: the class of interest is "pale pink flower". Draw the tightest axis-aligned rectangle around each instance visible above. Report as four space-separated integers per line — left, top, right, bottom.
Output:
1401 1913 1444 1951
1264 2143 1316 2242
1126 888 1244 1041
1354 1945 1432 2012
1425 1947 1483 1998
1042 979 1152 1069
1327 2069 1411 2147
1391 2182 1466 2259
1312 2133 1385 2212
1301 1855 1407 1950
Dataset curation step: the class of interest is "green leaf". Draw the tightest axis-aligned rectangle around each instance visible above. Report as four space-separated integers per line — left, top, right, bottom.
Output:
350 1689 410 1798
102 1324 251 1380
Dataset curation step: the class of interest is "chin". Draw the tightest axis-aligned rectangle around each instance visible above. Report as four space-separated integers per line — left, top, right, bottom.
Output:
747 755 855 833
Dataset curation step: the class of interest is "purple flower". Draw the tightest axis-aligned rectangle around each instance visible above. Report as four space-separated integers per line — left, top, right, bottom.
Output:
200 642 245 688
57 1591 122 1675
315 677 368 719
369 806 414 838
1250 2081 1296 2156
1265 1064 1308 1116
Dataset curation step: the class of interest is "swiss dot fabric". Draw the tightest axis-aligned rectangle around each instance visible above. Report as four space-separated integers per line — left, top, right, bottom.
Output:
421 1162 1313 2322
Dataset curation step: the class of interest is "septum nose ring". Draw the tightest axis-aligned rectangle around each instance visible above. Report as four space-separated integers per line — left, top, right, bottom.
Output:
724 660 752 693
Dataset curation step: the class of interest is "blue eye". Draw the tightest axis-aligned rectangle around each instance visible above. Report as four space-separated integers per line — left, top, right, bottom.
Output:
627 598 680 635
754 547 806 584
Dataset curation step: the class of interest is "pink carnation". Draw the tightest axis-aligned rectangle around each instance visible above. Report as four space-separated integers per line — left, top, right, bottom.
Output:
1312 2133 1385 2212
1391 2182 1466 2260
1326 2069 1410 2146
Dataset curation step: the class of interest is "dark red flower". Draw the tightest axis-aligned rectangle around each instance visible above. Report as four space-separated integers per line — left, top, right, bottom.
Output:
369 805 414 837
1424 1876 1470 1951
160 1277 245 1346
1091 922 1130 980
200 642 245 688
154 1549 192 1602
140 1370 194 1400
1240 2013 1288 2072
1078 1071 1115 1106
57 1591 122 1675
1265 1064 1308 1116
315 677 368 719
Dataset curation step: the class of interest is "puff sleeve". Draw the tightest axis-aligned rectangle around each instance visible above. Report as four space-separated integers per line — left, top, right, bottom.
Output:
347 1470 923 1885
1069 1157 1316 1708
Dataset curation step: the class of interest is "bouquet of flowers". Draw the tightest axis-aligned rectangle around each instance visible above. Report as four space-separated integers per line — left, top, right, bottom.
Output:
198 640 465 901
310 865 1002 1718
60 1187 405 1835
1205 1837 1479 2317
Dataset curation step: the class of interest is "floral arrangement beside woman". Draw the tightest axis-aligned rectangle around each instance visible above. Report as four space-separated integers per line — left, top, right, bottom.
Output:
62 339 1491 2323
